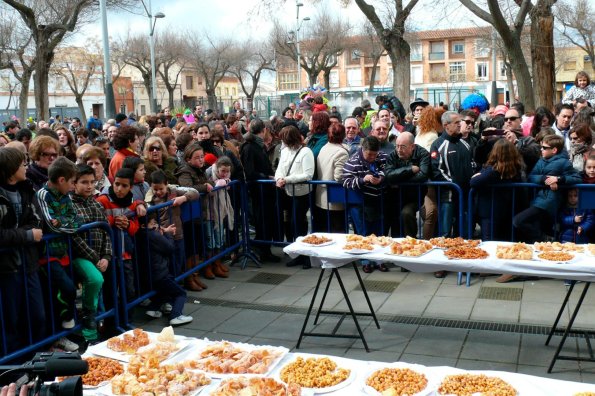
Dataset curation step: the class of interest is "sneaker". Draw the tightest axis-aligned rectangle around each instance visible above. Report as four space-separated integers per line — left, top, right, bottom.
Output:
146 310 163 318
62 318 75 329
169 315 193 326
160 303 173 314
54 337 79 352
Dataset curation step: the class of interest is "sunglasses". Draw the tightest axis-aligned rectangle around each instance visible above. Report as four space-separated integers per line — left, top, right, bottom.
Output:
504 116 520 122
462 120 475 125
540 146 553 151
149 146 162 152
41 152 58 158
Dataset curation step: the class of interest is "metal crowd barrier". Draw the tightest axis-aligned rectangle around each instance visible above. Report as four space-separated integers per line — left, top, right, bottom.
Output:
0 221 121 364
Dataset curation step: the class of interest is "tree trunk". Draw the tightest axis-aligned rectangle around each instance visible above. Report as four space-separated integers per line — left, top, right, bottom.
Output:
505 36 534 111
34 45 52 120
167 88 175 109
323 70 331 93
308 72 317 87
18 70 31 123
369 57 380 92
246 95 253 112
206 88 217 112
390 39 411 107
75 95 87 125
530 4 555 110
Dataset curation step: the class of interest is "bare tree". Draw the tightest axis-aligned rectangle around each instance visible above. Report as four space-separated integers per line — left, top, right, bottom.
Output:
354 0 419 108
528 0 557 109
272 8 350 90
357 20 386 91
556 0 595 71
187 35 232 111
156 31 187 109
51 43 101 124
112 31 163 110
229 41 275 111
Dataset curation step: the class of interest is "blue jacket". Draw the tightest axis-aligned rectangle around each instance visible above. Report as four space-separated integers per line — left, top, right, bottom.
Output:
528 153 581 214
558 207 595 244
470 165 524 218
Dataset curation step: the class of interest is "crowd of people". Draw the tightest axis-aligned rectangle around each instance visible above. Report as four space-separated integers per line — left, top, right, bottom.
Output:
1 71 595 356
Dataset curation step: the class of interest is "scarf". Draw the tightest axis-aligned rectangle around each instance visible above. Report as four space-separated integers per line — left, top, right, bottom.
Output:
107 186 133 208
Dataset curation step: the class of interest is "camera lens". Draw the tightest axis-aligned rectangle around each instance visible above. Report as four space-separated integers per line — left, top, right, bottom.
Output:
38 376 82 396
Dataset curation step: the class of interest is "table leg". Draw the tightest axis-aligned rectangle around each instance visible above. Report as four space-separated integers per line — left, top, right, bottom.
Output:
333 268 370 352
313 270 335 325
545 281 575 346
352 262 380 329
296 268 326 349
548 282 590 373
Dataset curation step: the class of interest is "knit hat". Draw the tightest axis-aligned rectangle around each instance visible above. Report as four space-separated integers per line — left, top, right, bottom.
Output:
204 153 217 166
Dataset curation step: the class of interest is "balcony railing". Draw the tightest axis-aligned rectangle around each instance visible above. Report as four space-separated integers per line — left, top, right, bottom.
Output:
429 52 445 61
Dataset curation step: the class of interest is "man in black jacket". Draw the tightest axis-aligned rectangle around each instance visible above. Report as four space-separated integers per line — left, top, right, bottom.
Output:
385 132 430 238
240 119 281 262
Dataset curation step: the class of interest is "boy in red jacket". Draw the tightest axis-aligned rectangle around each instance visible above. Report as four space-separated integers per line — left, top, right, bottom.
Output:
96 167 146 301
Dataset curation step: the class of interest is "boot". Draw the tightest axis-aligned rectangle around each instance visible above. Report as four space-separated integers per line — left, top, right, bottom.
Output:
184 276 202 291
213 260 229 278
193 273 208 289
203 264 215 280
219 261 230 272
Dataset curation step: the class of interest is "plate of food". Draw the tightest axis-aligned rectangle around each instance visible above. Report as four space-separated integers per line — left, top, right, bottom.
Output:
385 237 434 257
297 234 335 247
537 251 576 264
178 340 288 378
436 373 517 396
59 357 124 389
97 364 211 396
278 355 355 394
585 244 595 257
430 237 481 249
88 327 191 363
444 246 489 260
343 240 380 254
534 241 584 253
363 364 433 396
495 243 534 261
207 376 313 396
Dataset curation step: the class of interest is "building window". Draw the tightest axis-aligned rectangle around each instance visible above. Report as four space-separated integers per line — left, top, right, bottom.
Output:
474 39 490 57
564 60 577 71
411 65 423 84
429 41 445 60
279 72 298 91
347 68 362 87
186 76 193 90
350 50 359 61
224 87 229 96
410 43 422 62
476 62 488 81
498 61 507 79
329 70 339 88
197 76 203 85
452 42 464 54
232 88 237 96
449 62 465 82
140 105 146 115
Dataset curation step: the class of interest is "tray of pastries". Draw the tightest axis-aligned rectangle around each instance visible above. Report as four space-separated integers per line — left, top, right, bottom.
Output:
386 237 434 257
298 234 334 247
437 373 517 396
364 365 431 396
495 243 534 260
59 357 124 389
430 237 481 249
444 246 489 260
534 241 584 253
209 376 305 396
278 355 354 393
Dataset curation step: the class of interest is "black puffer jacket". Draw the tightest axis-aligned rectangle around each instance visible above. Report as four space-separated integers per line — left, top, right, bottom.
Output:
136 227 174 283
0 180 41 274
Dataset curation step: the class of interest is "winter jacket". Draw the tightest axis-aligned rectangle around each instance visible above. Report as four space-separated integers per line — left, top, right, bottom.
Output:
96 191 142 260
274 145 315 197
0 181 41 274
147 185 199 240
109 148 139 182
430 133 475 190
70 193 113 264
136 227 174 283
315 143 349 210
558 206 595 244
469 165 525 218
306 132 329 161
385 144 430 204
144 157 178 185
562 84 595 108
240 133 274 181
342 147 388 199
205 164 235 231
528 153 582 214
26 163 49 192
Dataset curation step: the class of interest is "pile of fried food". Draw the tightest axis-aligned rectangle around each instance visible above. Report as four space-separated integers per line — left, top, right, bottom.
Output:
59 357 124 387
301 234 332 245
430 237 481 249
210 377 301 396
366 367 428 396
444 246 489 260
389 237 433 257
343 234 393 251
183 341 282 375
534 241 584 253
279 356 350 389
588 244 595 256
538 251 574 262
496 243 533 260
437 373 517 396
107 328 150 354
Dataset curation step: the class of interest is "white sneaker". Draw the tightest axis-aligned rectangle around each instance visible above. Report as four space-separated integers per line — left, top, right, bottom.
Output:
62 319 75 329
169 315 193 326
146 310 162 318
54 337 79 352
160 303 172 314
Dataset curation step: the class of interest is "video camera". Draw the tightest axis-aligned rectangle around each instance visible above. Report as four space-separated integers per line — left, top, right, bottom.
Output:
0 352 88 396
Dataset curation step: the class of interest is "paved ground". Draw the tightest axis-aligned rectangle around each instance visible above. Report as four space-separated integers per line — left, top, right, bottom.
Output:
132 248 595 384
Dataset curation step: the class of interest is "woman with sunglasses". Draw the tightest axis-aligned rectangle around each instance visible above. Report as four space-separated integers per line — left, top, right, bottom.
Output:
568 123 593 172
26 135 62 191
143 136 178 184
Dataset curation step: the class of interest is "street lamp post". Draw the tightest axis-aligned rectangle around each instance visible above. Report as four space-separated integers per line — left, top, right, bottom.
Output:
140 0 165 115
100 0 115 119
295 1 309 94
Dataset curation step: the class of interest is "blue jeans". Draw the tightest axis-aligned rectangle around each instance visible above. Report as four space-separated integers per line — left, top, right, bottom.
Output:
349 205 382 266
439 201 454 237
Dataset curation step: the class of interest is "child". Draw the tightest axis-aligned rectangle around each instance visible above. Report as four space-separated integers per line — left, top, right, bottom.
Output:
121 156 149 202
71 164 112 342
137 218 193 326
562 71 595 108
559 188 594 245
147 170 202 289
205 156 234 278
96 168 144 301
0 148 47 353
513 135 582 244
583 154 595 184
36 156 82 351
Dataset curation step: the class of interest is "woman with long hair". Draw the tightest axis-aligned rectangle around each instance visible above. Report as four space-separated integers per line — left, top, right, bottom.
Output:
306 111 331 161
530 106 555 137
142 136 178 184
56 126 77 162
470 138 524 242
568 123 593 172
